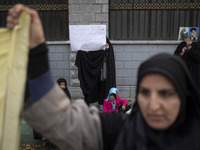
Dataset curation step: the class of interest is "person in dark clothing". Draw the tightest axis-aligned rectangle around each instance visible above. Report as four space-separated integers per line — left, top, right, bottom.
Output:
57 78 71 100
98 40 116 110
174 38 200 89
75 38 116 105
7 5 200 150
111 53 200 150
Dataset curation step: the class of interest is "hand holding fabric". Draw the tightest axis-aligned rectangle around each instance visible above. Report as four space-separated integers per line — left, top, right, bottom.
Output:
6 4 45 49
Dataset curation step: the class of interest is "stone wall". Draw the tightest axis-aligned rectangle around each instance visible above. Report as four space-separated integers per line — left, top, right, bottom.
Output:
47 42 71 83
68 0 109 33
47 41 179 103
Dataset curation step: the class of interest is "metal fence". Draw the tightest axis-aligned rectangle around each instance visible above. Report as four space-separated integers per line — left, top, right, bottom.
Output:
109 0 200 40
0 0 68 41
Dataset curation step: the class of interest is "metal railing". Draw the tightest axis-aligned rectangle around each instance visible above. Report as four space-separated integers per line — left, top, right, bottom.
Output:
0 1 69 41
109 0 200 40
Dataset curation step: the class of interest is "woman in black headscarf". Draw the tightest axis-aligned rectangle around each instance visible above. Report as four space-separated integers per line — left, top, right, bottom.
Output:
174 38 200 89
110 53 200 150
57 78 71 100
75 38 116 105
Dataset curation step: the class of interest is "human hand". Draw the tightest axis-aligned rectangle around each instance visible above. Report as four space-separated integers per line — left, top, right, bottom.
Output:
7 4 45 49
105 43 109 50
122 105 126 111
180 47 187 56
185 38 192 50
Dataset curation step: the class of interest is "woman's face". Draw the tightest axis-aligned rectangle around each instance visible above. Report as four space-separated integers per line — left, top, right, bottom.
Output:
137 73 181 130
59 82 66 89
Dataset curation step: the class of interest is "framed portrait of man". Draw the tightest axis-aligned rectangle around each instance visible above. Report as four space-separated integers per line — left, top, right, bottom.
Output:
178 27 199 41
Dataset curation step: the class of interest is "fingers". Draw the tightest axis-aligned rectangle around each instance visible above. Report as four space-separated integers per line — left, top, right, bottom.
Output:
7 7 18 28
182 47 187 51
185 39 192 49
6 4 38 29
180 52 184 56
7 4 25 29
105 43 109 49
185 38 192 44
6 4 45 49
6 16 16 29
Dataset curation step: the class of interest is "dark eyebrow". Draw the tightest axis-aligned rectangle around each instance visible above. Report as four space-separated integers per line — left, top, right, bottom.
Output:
158 88 176 93
139 86 176 92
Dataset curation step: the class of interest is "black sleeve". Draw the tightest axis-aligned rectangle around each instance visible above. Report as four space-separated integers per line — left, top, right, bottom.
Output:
28 43 49 79
186 41 200 62
174 41 186 56
99 112 125 150
24 43 49 102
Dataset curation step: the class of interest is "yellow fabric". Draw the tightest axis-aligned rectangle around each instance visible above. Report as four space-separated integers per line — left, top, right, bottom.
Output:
0 13 30 150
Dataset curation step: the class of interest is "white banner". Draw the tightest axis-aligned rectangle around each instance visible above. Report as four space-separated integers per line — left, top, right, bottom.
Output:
69 25 106 51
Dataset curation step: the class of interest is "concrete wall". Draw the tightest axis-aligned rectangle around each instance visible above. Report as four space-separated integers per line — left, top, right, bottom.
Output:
68 0 109 34
47 41 179 103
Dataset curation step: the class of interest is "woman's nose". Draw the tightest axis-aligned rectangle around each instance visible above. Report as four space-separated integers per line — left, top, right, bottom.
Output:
149 93 160 111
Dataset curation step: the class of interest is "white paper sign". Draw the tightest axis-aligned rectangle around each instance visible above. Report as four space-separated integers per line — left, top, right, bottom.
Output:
69 25 106 51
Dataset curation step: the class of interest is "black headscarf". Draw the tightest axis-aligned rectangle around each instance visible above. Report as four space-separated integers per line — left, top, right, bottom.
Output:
57 78 71 100
174 41 200 89
75 38 116 104
114 53 200 150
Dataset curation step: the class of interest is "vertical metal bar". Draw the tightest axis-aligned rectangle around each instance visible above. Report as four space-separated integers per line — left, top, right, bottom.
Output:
127 0 130 39
156 0 158 39
138 0 140 39
189 0 194 26
197 0 199 27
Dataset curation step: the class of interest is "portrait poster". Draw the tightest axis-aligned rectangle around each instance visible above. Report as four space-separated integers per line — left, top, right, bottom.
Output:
178 27 199 41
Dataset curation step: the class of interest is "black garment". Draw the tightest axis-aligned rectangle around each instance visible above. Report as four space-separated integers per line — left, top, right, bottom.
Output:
25 43 49 140
100 112 125 150
101 53 200 150
57 78 71 100
75 38 116 104
28 43 49 79
103 39 116 102
33 130 42 139
99 81 106 105
174 41 200 89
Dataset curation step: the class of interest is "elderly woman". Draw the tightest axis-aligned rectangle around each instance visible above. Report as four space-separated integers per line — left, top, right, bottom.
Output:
7 4 200 150
113 53 200 150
